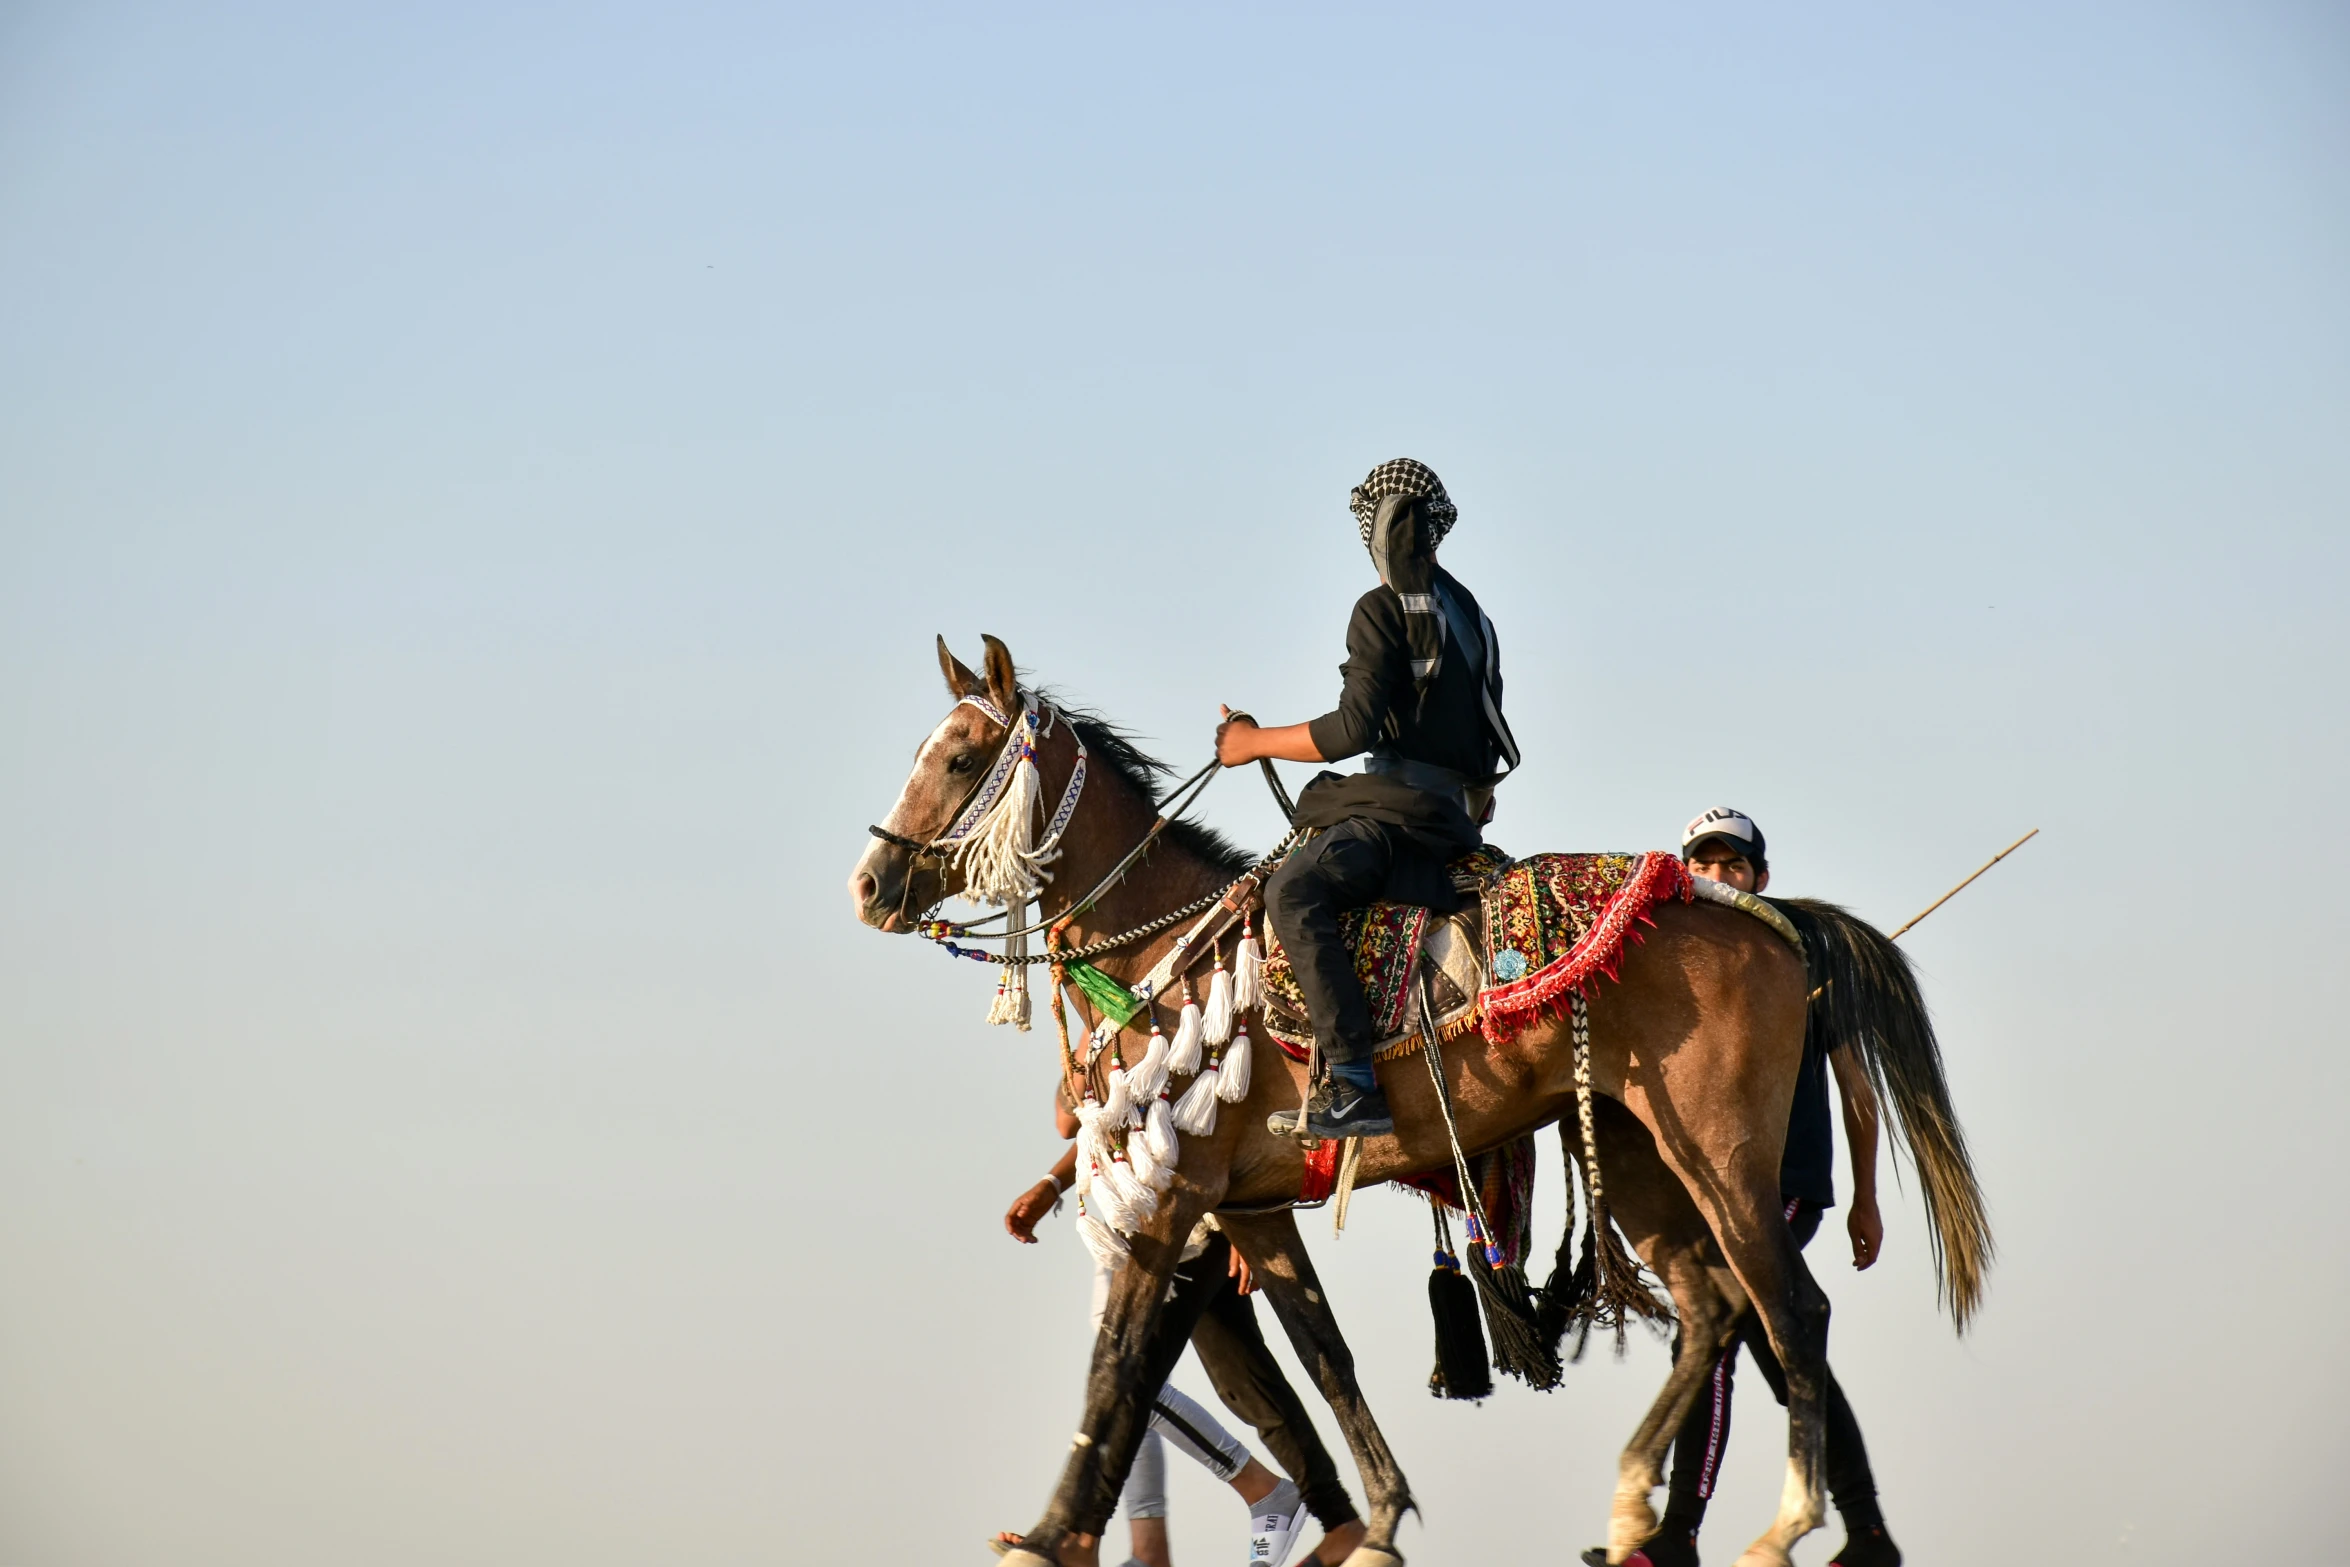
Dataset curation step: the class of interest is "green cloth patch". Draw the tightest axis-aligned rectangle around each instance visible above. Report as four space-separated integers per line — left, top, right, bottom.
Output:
1065 960 1143 1029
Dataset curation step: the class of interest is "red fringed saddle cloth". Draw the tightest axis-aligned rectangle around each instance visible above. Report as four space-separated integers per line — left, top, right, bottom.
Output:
1475 849 1693 1044
1258 847 1694 1061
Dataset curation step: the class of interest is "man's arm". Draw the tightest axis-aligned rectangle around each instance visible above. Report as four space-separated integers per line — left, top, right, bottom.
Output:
1004 1144 1080 1244
1216 707 1325 766
1828 1047 1884 1270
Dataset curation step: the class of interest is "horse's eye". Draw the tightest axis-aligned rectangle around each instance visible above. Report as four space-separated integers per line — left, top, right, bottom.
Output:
946 753 976 775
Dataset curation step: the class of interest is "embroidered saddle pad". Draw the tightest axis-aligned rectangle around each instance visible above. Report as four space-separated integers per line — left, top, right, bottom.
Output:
1257 848 1700 1059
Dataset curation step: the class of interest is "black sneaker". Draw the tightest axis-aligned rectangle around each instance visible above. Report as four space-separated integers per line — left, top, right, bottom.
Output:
1298 1082 1393 1139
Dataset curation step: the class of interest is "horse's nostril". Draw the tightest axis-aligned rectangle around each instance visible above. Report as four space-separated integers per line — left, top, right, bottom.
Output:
851 871 879 908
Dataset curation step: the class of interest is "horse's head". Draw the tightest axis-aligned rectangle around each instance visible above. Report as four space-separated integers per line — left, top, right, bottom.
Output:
847 633 1022 931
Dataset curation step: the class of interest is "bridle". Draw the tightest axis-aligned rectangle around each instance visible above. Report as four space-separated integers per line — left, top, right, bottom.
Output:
866 692 1089 926
868 695 1292 958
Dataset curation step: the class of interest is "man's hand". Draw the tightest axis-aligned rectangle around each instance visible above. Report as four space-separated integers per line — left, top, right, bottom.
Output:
1847 1192 1884 1270
1216 705 1261 768
1228 1244 1256 1296
1004 1179 1062 1243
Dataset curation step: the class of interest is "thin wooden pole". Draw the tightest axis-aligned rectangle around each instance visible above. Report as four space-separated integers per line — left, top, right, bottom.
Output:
1885 828 2040 943
1808 828 2038 999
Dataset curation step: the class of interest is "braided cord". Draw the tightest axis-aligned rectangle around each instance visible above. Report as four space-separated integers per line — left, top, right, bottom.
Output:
932 828 1300 967
1571 990 1608 1229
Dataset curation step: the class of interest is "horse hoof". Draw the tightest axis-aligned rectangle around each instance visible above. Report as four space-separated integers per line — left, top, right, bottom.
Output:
1608 1492 1660 1554
995 1552 1054 1567
1730 1547 1794 1567
1340 1548 1405 1567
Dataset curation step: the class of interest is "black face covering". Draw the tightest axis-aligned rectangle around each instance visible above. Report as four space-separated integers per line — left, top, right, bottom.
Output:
1369 493 1436 595
1369 494 1447 699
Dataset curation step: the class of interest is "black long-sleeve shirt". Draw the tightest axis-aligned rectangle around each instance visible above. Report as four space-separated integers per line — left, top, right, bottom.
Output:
1305 566 1504 782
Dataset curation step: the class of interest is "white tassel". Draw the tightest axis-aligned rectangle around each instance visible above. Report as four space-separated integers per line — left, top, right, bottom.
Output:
985 965 1031 1028
1075 1203 1129 1270
1143 1095 1177 1166
1102 1148 1150 1218
1084 1152 1134 1231
1202 956 1235 1046
1234 915 1263 1013
1216 1023 1253 1103
1172 1066 1221 1136
1129 1023 1171 1104
1103 1063 1134 1125
985 898 1032 1029
1072 1114 1102 1200
1167 985 1205 1076
1127 1127 1161 1189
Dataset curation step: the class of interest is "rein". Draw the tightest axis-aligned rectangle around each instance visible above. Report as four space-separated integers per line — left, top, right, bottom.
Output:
889 700 1287 965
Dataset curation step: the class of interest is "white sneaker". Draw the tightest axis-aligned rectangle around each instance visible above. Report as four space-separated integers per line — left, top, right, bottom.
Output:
1248 1479 1306 1566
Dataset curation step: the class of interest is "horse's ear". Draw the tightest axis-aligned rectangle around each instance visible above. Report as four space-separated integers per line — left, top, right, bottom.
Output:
938 635 984 700
980 634 1018 715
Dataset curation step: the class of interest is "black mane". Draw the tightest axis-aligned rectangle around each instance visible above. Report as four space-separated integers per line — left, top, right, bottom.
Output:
1043 694 1257 877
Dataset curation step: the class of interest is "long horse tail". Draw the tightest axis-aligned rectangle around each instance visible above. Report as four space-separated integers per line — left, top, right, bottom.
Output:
1772 896 1995 1333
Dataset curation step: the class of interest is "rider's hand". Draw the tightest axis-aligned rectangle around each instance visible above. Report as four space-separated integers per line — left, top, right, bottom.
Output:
1847 1192 1884 1270
1215 705 1260 768
1004 1179 1062 1243
1228 1244 1257 1296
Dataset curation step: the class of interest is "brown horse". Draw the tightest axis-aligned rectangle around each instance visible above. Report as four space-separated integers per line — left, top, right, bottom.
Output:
847 636 1990 1567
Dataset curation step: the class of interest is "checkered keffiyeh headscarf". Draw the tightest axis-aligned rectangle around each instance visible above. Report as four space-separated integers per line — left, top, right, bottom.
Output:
1349 459 1457 549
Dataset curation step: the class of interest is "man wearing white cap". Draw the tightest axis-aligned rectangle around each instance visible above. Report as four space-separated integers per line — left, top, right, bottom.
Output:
1592 810 1900 1567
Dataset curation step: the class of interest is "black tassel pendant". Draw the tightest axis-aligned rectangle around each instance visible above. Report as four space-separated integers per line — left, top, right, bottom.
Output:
1465 1229 1563 1391
1427 1243 1492 1401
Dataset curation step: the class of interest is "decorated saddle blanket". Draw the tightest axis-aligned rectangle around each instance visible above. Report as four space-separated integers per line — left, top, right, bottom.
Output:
1258 847 1706 1059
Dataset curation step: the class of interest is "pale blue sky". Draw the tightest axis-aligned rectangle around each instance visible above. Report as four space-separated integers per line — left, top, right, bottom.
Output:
3 4 2345 1564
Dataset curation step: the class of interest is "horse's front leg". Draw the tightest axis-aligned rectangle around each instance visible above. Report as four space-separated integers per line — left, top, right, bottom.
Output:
1219 1208 1414 1567
1003 1186 1211 1567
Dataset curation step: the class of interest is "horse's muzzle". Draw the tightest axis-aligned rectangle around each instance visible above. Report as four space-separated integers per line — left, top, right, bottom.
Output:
848 840 915 931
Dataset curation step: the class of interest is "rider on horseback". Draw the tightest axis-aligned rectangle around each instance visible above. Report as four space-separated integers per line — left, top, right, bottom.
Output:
1214 459 1518 1140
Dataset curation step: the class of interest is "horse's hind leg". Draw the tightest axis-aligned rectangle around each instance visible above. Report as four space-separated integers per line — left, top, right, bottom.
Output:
1588 1101 1745 1563
1730 1246 1829 1567
1219 1208 1412 1567
1643 1140 1829 1567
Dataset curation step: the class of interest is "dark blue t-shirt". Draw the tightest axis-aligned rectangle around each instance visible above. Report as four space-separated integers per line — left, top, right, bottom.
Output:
1780 1015 1839 1208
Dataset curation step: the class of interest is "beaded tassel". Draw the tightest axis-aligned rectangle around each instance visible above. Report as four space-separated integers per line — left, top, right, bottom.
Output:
1129 1020 1171 1104
986 913 1032 1029
1202 949 1235 1046
1101 1145 1150 1214
1103 1052 1135 1124
1172 1062 1221 1136
1167 977 1206 1076
1075 1198 1129 1270
1233 914 1264 1014
1215 1022 1253 1103
1127 1125 1162 1189
1142 1096 1178 1183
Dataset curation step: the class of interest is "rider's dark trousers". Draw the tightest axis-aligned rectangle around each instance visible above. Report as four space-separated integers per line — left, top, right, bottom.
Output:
1264 818 1457 1071
1104 1230 1358 1533
1664 1199 1883 1527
